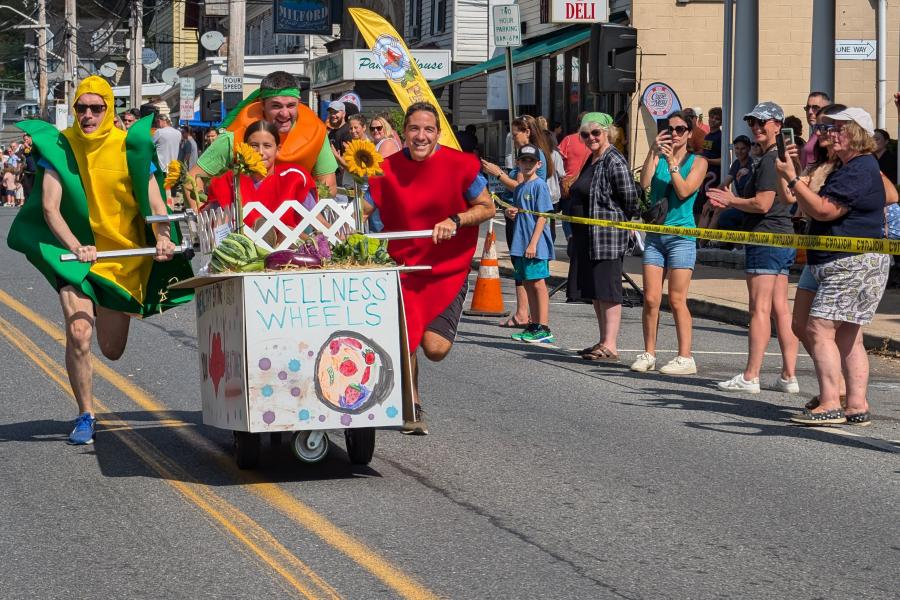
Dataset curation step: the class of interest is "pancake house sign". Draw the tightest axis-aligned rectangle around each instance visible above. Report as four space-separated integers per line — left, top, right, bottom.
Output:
550 0 609 22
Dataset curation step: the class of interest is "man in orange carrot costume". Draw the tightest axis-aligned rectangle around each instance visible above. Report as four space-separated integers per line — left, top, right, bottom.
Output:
189 71 337 199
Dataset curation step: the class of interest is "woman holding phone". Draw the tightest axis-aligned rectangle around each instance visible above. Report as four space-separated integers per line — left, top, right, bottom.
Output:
631 111 707 375
706 102 800 395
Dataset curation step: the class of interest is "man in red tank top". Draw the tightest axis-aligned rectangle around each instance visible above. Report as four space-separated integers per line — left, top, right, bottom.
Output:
366 103 494 435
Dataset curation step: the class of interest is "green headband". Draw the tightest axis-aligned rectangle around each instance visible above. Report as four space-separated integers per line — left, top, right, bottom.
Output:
259 87 300 99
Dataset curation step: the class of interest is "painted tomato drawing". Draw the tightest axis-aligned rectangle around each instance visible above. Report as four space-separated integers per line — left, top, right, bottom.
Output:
314 332 394 414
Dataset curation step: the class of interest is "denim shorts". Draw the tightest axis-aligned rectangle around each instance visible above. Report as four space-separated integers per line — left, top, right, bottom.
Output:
642 234 697 270
745 245 796 275
511 256 550 281
797 265 818 292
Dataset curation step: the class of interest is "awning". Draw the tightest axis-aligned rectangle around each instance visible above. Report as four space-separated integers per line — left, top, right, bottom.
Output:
180 109 222 129
431 26 590 88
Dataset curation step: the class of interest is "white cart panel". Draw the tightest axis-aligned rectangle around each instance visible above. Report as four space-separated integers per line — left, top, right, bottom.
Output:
196 278 249 430
242 270 404 432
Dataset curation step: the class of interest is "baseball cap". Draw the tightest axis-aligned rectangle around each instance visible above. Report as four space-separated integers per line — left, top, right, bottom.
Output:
516 144 540 161
823 107 875 136
327 101 345 112
743 101 784 122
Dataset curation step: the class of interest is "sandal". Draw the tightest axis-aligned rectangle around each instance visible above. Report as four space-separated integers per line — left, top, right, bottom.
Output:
578 342 603 356
805 394 847 411
845 411 872 426
582 345 619 362
499 316 530 329
790 408 846 426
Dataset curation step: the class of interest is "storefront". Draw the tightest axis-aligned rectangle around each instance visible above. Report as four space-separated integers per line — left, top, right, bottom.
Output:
310 48 452 117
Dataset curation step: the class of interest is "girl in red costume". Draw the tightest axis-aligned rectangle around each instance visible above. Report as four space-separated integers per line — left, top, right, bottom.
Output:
205 120 317 237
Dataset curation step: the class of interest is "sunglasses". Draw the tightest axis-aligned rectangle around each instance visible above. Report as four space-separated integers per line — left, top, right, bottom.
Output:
804 105 824 114
745 117 772 128
370 125 383 132
579 129 604 139
74 103 106 115
670 125 690 135
813 123 834 134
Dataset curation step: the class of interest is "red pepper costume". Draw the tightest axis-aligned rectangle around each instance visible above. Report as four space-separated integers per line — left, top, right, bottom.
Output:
368 147 481 350
205 164 316 229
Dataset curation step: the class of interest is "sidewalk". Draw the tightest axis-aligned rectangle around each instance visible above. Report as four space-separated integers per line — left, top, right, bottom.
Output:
475 235 900 355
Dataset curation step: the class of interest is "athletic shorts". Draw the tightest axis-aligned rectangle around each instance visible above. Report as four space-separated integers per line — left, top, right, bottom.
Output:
425 279 469 343
511 256 550 281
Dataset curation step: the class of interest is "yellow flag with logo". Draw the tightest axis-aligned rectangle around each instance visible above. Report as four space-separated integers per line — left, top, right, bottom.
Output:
348 7 460 150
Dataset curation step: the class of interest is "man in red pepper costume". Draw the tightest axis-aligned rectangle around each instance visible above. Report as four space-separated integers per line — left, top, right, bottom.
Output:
366 102 494 434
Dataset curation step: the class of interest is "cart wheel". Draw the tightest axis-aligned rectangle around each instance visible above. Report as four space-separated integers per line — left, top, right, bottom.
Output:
291 430 329 463
344 428 376 466
233 431 261 469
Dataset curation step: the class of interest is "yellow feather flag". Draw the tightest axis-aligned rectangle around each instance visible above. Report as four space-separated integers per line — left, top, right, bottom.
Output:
348 7 460 150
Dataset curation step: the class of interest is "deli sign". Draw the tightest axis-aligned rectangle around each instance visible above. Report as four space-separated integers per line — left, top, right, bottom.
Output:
550 0 609 23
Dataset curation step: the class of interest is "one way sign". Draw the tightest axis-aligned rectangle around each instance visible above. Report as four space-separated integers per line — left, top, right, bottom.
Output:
835 39 876 61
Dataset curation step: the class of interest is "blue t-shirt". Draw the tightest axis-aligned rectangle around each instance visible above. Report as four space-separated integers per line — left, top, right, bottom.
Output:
808 154 886 265
509 178 555 260
364 146 487 232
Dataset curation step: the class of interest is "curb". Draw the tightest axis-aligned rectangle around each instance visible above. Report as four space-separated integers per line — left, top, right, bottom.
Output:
472 258 900 355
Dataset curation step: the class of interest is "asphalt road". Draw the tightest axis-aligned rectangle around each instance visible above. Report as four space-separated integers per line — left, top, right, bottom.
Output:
1 209 898 600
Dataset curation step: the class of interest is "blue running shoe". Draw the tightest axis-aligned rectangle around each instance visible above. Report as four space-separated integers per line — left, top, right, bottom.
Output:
68 412 96 445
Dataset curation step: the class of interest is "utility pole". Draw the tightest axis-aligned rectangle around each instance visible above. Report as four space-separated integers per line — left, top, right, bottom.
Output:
226 0 246 76
37 0 48 118
130 0 143 108
64 0 77 108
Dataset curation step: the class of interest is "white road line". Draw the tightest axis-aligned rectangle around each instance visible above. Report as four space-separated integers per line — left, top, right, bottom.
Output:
564 348 812 358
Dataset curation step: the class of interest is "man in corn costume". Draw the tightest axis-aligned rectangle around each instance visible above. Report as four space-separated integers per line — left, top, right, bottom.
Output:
7 76 193 445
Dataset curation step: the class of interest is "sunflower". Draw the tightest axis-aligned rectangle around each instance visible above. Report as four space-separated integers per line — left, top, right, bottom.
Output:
343 139 384 178
163 160 184 189
234 142 268 178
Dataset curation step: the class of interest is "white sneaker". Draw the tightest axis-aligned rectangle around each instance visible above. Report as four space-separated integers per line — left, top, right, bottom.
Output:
717 373 761 393
630 352 656 372
659 355 697 375
765 376 800 394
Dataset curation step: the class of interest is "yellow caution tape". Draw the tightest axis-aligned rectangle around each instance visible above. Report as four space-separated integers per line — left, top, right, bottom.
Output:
492 195 900 256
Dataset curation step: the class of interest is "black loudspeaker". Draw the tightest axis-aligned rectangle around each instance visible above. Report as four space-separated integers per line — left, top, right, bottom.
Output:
200 88 222 123
139 103 158 120
297 76 311 105
589 24 637 94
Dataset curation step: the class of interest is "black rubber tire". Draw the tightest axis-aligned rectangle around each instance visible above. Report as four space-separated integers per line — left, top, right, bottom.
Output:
233 431 261 469
344 428 376 465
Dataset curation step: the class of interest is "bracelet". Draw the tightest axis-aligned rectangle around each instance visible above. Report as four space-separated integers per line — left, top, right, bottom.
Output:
787 176 801 190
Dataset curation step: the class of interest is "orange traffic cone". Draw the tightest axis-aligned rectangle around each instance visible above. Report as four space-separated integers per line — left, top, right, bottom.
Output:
464 228 509 317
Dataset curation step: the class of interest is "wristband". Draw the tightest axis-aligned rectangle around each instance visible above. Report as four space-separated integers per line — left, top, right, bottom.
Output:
787 176 801 190
448 214 461 229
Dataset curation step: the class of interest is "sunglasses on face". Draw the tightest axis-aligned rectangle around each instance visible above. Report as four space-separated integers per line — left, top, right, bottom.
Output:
579 129 604 139
75 103 106 115
745 117 771 128
670 125 690 135
370 125 383 132
804 105 824 113
813 124 834 134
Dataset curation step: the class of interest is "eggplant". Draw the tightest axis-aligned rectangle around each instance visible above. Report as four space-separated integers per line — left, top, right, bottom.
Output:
264 249 322 270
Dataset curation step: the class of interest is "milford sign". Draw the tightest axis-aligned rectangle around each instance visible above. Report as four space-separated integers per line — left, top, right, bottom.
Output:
312 49 451 87
550 0 609 23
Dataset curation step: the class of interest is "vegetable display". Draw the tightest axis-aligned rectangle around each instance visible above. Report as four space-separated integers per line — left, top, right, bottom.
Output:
209 232 270 273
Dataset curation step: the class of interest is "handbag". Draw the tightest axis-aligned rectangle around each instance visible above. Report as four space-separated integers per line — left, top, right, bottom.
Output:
641 193 668 225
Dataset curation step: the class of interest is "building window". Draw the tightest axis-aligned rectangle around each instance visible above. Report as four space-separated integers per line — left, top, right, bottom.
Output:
409 0 423 40
432 0 447 34
540 0 549 24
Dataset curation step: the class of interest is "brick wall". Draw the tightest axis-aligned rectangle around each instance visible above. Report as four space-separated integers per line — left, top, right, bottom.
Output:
627 0 898 165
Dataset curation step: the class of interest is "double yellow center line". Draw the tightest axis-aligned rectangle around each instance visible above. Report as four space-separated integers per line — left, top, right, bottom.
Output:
0 289 437 600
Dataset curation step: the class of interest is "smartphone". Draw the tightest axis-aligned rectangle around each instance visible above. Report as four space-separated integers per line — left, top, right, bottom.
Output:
781 128 795 148
656 118 671 134
776 132 786 162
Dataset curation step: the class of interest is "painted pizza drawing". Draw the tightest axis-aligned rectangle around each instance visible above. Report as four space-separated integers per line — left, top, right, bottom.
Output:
314 332 394 414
